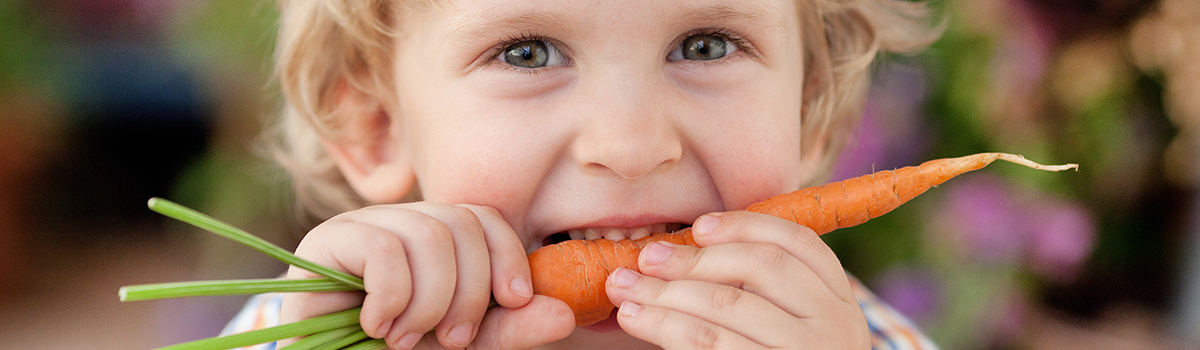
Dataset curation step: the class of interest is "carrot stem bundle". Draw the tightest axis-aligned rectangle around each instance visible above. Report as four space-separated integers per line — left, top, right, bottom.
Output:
528 152 1078 326
125 198 370 350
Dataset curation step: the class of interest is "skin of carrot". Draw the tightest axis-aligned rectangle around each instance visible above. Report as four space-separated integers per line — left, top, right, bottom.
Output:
528 230 696 325
527 152 1077 326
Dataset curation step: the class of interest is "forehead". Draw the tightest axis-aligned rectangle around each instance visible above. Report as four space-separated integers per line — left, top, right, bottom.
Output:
426 0 795 42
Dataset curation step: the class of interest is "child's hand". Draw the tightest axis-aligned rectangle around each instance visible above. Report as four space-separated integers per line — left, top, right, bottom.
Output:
279 203 574 349
606 211 870 349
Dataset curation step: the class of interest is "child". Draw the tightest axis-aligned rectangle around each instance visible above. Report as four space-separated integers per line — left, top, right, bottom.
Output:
226 0 944 348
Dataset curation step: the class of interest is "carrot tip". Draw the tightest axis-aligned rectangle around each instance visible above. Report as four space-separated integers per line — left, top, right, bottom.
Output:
995 153 1079 172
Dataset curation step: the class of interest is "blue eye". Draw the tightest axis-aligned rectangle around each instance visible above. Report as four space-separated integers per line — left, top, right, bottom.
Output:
499 39 567 68
668 34 739 62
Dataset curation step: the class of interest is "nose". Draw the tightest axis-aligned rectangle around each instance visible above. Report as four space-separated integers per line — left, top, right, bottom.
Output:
571 74 683 180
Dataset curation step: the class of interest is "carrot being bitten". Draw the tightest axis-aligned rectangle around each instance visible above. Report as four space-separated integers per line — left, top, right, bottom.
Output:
528 152 1078 326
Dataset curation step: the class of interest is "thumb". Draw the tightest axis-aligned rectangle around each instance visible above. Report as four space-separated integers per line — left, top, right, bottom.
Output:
467 295 575 350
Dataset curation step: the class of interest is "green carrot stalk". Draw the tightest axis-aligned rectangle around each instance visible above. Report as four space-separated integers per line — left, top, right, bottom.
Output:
341 339 388 350
147 198 365 289
119 278 358 302
309 329 371 350
278 325 361 350
133 199 377 350
154 308 362 350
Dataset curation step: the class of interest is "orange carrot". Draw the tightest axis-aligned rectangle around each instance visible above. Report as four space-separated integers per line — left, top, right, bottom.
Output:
527 152 1077 326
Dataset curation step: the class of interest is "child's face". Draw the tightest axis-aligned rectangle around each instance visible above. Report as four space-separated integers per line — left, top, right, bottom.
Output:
391 0 809 247
381 0 808 342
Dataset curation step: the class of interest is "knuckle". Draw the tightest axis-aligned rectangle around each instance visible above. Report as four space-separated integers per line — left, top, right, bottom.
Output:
472 205 503 219
367 230 406 256
727 213 754 236
461 284 494 306
747 243 789 270
688 321 722 350
687 248 710 276
292 241 318 260
781 222 812 246
410 216 454 244
448 205 482 226
650 279 672 299
798 231 825 253
709 286 743 311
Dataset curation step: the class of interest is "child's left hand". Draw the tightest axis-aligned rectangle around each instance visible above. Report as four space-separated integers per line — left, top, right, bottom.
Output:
605 210 870 349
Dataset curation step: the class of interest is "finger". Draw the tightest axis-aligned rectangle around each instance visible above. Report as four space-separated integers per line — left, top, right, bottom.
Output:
278 270 366 347
614 299 766 350
690 211 854 302
280 267 367 324
288 219 420 340
635 241 841 319
339 206 463 348
280 289 366 324
460 204 534 308
466 295 575 350
606 267 801 345
397 203 494 348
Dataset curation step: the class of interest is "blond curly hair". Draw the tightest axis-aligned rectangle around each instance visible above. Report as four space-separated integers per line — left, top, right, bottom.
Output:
269 0 943 219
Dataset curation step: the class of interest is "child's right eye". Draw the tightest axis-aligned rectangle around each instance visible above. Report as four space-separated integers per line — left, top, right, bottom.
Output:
497 39 568 69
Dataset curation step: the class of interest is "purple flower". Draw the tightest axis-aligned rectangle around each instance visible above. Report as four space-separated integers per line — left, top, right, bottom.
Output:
832 106 888 181
872 266 943 326
927 173 1098 282
1024 200 1096 282
832 62 932 181
930 174 1027 265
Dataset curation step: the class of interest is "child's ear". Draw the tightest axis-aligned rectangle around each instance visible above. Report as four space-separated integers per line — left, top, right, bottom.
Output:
320 81 416 204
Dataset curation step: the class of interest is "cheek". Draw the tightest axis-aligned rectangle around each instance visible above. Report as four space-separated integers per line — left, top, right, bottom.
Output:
403 91 561 234
414 118 531 201
685 65 804 210
395 61 528 203
705 123 802 210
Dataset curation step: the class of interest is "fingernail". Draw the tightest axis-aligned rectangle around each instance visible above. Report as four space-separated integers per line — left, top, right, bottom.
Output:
610 267 641 288
619 301 642 318
446 323 475 347
396 332 422 350
641 242 672 266
693 214 720 236
374 319 393 339
511 275 533 298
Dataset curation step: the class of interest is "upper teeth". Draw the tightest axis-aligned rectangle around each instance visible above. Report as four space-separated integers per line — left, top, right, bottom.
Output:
566 224 673 241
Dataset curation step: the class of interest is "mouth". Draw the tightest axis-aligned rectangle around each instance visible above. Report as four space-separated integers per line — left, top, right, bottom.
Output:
541 222 691 246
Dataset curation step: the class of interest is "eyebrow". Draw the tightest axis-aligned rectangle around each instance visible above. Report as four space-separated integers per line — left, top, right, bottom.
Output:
443 11 578 50
665 3 787 32
441 1 786 50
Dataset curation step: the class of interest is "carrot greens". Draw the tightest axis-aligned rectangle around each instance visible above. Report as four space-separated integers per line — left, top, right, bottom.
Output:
147 198 364 289
122 198 370 350
119 278 356 301
154 308 361 350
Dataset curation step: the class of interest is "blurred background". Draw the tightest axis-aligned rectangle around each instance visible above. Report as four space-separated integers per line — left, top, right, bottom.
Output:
0 0 1196 349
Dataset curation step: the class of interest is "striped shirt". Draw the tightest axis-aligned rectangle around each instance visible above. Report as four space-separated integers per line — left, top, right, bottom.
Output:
223 276 938 349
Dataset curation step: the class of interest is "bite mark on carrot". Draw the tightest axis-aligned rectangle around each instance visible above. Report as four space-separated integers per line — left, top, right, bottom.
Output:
528 152 1077 326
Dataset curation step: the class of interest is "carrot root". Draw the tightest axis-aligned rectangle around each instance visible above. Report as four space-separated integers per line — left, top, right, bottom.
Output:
991 152 1078 172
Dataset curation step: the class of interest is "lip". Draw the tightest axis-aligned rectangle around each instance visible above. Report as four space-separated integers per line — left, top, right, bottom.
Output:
579 214 686 229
